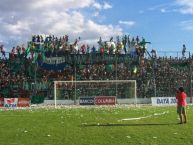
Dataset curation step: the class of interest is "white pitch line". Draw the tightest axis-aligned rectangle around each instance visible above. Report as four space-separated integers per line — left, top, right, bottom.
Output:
120 111 169 121
121 115 152 121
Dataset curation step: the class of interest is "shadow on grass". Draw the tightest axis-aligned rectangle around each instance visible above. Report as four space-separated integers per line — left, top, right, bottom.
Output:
81 123 178 127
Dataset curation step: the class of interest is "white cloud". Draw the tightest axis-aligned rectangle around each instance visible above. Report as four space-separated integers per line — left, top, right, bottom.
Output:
103 2 112 9
119 20 136 27
148 1 193 14
92 12 99 17
160 8 166 13
0 0 121 49
180 20 193 30
31 0 96 10
92 1 112 10
176 0 193 14
148 3 170 11
3 20 31 35
85 20 122 38
92 2 102 10
147 1 193 14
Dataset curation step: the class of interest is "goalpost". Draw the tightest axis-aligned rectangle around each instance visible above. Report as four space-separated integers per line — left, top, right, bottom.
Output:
54 80 137 108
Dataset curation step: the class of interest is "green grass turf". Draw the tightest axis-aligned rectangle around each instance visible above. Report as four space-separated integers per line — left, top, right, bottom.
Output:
0 105 193 145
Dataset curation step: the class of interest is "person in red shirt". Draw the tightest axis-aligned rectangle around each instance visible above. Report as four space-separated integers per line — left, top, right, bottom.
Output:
176 87 187 124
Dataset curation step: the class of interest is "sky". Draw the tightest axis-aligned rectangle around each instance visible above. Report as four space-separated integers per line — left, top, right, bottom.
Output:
1 0 193 55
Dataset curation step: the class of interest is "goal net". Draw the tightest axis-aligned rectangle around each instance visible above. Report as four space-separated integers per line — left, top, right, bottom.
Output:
54 80 136 107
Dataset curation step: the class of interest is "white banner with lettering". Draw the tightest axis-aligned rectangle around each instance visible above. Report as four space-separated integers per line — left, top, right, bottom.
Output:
151 97 177 106
4 98 18 108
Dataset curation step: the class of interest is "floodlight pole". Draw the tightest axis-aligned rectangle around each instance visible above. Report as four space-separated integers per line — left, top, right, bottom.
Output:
153 63 157 98
74 65 77 105
146 49 156 98
54 81 57 108
134 80 137 106
189 52 192 103
32 61 38 99
115 53 118 98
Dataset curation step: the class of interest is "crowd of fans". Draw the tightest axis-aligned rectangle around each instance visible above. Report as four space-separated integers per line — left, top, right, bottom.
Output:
0 35 192 99
29 34 149 57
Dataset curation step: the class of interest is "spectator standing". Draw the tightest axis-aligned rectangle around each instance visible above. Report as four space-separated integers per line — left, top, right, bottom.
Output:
176 87 187 124
182 44 186 58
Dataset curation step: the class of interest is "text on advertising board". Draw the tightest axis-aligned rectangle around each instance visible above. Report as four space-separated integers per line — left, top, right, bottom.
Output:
95 96 116 105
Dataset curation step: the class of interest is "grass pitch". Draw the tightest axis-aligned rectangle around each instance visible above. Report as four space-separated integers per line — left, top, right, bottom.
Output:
0 105 193 145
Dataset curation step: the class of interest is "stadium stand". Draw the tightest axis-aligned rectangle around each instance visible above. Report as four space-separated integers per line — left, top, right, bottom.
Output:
0 35 192 103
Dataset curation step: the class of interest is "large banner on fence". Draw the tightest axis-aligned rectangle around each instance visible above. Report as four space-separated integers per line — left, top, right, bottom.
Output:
0 98 30 108
0 98 4 107
18 98 30 107
79 96 116 105
151 97 177 106
95 96 116 105
4 98 18 108
79 97 95 105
